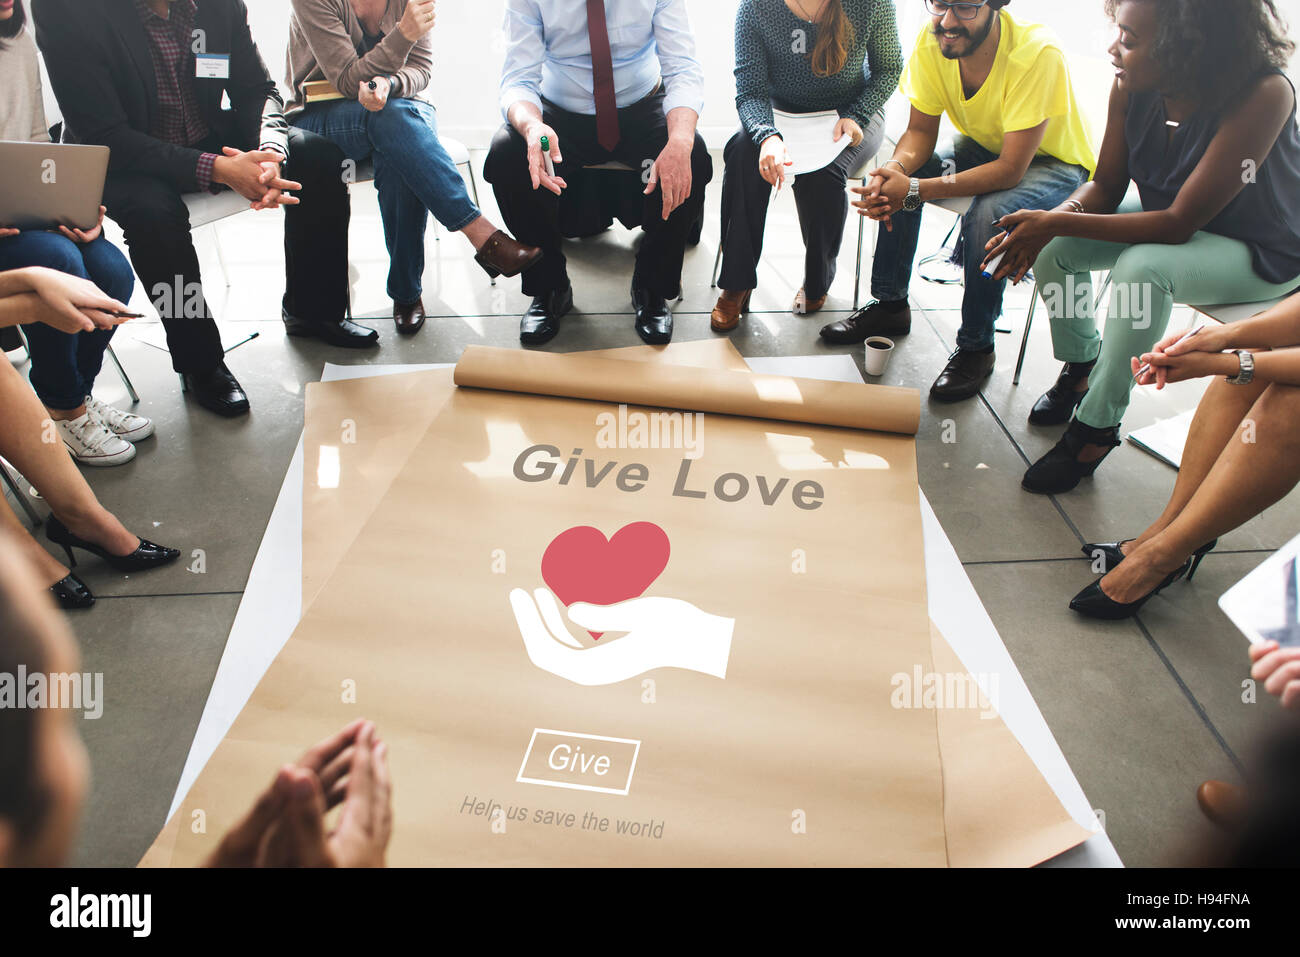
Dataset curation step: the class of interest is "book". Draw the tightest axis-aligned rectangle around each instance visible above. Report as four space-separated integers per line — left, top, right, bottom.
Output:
1126 409 1194 469
303 80 344 104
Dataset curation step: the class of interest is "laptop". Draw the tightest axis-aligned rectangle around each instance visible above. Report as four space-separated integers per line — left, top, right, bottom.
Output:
0 141 110 232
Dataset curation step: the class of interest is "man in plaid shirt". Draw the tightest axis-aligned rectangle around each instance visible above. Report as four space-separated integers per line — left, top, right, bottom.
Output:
34 0 377 418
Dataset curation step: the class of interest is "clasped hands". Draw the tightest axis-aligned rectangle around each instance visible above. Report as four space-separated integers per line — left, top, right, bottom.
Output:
1131 323 1244 389
204 718 393 868
214 146 302 211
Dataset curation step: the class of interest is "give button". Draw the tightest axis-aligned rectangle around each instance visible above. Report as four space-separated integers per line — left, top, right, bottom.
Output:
516 728 641 795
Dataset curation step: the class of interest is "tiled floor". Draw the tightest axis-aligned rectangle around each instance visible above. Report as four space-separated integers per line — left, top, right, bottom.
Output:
6 151 1293 868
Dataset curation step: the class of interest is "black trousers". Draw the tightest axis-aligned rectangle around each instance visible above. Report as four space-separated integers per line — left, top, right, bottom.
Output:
102 127 350 374
717 127 875 301
484 89 713 299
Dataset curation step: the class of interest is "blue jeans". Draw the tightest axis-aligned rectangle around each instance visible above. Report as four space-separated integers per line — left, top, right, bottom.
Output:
871 136 1089 351
292 97 480 304
0 231 134 410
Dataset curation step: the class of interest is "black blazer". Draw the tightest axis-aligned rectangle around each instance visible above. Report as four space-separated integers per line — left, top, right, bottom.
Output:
32 0 290 193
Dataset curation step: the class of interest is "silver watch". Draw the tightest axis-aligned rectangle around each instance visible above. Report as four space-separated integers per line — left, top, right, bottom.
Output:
1227 350 1255 385
902 177 923 212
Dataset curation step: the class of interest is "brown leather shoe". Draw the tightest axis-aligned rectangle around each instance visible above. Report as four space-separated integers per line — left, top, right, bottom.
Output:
793 288 827 316
1197 780 1246 830
930 348 996 402
475 230 543 279
711 289 752 332
394 298 426 336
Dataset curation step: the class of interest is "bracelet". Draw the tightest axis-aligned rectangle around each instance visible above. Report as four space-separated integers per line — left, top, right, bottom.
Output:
884 159 908 175
1063 199 1085 214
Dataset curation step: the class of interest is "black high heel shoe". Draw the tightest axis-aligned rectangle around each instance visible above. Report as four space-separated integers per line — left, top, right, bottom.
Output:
1023 419 1122 494
45 515 181 572
50 574 95 610
1069 562 1191 620
1080 539 1219 577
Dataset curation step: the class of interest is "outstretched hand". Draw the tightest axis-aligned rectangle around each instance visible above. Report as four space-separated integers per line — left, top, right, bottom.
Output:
510 586 734 686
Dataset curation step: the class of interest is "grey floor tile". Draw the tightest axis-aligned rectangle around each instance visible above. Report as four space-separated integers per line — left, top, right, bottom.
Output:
67 593 241 868
965 560 1240 867
1137 551 1286 762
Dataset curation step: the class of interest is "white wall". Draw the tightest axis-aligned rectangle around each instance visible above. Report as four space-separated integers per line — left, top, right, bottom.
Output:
40 0 1300 148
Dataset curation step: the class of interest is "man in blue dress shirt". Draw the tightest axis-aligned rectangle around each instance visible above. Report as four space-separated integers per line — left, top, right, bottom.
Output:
484 0 712 346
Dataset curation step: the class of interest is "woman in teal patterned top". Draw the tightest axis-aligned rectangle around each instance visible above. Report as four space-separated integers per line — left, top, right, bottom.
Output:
713 0 902 331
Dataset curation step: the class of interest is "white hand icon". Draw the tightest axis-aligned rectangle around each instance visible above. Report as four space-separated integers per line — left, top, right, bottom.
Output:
509 587 734 686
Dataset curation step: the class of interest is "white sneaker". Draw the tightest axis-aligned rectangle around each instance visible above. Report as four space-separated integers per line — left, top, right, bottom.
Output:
56 413 136 467
85 395 154 443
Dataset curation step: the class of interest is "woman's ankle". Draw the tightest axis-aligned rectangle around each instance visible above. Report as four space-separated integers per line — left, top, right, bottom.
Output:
46 404 87 422
463 216 497 251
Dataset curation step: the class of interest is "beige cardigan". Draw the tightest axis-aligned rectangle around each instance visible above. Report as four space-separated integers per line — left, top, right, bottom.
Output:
286 0 434 115
0 26 51 142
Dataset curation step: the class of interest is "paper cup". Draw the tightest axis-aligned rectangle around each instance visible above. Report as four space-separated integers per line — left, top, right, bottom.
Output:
864 337 895 377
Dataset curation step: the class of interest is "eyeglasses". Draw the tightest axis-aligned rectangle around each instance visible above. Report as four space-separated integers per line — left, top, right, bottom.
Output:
924 0 990 21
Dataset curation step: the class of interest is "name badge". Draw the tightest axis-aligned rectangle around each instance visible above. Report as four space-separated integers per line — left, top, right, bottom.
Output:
195 55 230 80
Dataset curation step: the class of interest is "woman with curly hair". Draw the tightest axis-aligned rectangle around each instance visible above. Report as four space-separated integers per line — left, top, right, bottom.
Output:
981 0 1300 494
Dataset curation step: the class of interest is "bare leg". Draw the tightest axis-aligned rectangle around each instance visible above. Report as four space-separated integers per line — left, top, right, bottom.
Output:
0 502 69 587
1124 376 1266 554
45 402 89 422
462 215 499 252
1104 382 1300 602
0 362 138 556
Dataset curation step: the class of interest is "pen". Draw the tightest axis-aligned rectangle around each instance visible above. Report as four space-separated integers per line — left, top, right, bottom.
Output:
110 311 144 319
1134 325 1205 381
982 221 1013 279
539 135 555 177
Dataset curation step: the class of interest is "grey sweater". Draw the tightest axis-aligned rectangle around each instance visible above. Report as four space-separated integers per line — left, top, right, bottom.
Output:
735 0 903 147
286 0 434 115
0 26 51 142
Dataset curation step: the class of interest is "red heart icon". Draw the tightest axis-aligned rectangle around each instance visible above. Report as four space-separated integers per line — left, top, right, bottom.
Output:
541 522 671 639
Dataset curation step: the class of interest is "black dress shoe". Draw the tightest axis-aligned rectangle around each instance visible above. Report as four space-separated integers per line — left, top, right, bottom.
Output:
632 285 673 345
283 308 378 349
50 574 94 610
930 348 996 402
1082 538 1218 577
819 299 911 345
1022 418 1121 494
394 298 426 336
46 515 181 573
181 361 250 417
1029 359 1095 426
1069 564 1190 620
521 283 574 346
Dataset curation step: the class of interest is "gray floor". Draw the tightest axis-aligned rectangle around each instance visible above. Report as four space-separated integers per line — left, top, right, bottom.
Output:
6 151 1293 868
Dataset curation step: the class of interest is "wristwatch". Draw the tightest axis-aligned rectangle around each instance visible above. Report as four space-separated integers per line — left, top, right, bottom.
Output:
902 177 923 212
1226 350 1255 385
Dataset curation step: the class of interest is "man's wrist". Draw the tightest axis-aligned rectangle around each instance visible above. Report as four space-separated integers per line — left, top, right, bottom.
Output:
884 158 908 175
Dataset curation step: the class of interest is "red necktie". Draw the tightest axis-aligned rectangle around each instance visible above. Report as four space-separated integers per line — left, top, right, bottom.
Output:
586 0 621 152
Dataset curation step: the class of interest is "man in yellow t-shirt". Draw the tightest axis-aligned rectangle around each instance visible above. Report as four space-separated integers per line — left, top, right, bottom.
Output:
821 0 1097 403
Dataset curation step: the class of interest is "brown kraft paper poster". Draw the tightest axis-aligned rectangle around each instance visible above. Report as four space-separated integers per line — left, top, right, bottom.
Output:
301 340 754 610
929 624 1091 866
160 354 947 865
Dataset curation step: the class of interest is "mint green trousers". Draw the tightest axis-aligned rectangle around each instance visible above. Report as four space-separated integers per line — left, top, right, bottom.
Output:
1035 198 1300 428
